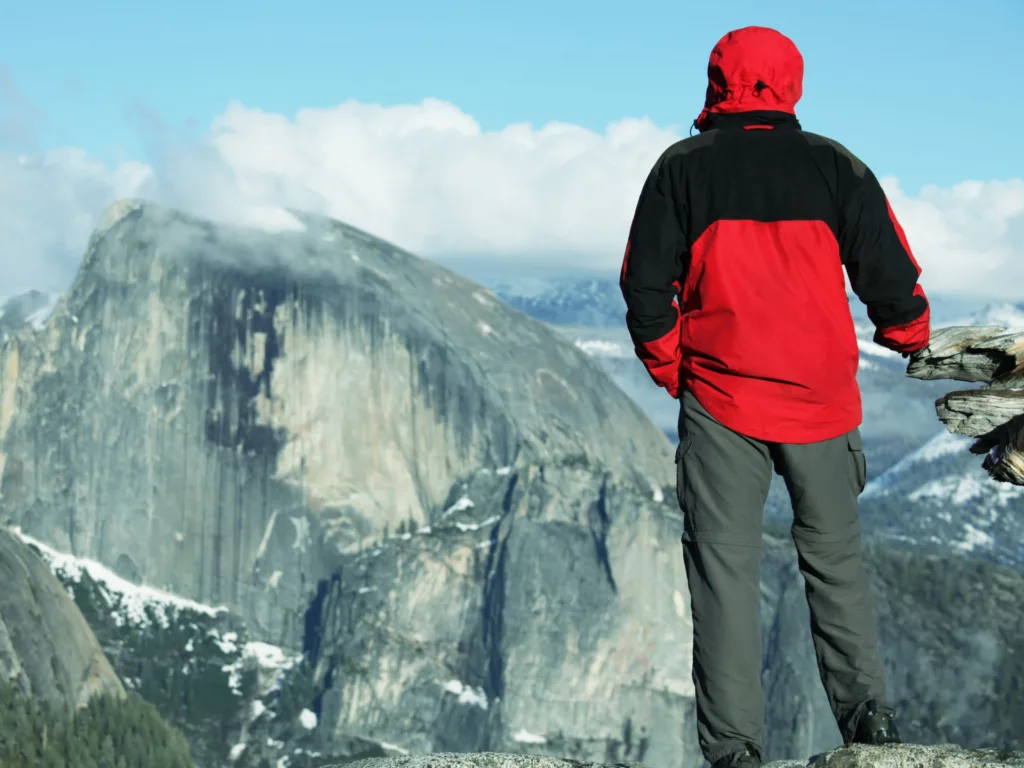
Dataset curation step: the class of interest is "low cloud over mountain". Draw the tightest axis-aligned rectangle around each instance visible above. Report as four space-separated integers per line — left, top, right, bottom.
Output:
1 98 1022 300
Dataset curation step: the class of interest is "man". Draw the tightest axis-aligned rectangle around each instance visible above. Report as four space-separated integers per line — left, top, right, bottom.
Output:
619 25 930 768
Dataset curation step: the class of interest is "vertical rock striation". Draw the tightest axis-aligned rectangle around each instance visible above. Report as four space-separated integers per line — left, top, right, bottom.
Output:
0 198 673 649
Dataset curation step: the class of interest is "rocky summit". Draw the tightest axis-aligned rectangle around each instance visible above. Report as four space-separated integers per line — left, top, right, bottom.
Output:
332 744 1024 768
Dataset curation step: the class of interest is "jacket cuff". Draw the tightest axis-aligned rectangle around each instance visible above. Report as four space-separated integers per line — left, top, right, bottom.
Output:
873 305 931 354
634 311 682 396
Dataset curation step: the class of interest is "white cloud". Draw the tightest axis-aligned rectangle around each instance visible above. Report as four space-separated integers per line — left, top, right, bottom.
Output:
0 97 1022 299
146 98 677 259
882 176 1024 299
0 149 150 294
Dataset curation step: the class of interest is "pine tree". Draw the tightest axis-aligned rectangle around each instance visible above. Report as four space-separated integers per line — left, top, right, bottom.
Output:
0 681 193 768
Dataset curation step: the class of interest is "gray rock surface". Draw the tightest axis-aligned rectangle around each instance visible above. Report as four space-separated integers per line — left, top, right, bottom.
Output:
306 463 697 768
809 744 1024 768
339 754 647 768
332 743 1024 768
0 526 124 713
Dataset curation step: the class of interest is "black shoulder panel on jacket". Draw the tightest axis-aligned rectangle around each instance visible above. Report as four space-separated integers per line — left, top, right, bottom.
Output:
801 131 868 178
662 131 719 160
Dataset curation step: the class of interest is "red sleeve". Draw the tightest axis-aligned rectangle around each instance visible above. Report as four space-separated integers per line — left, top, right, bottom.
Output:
872 199 931 353
631 310 684 397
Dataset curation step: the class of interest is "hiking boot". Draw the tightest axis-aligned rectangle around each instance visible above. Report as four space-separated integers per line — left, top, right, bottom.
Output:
711 743 762 768
851 700 903 745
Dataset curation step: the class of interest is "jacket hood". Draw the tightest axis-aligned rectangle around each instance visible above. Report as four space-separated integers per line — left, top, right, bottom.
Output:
694 26 804 132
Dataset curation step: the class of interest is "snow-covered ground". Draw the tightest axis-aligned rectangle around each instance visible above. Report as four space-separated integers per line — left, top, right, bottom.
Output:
859 431 1024 564
863 431 975 497
12 527 228 626
10 527 302 695
8 525 343 767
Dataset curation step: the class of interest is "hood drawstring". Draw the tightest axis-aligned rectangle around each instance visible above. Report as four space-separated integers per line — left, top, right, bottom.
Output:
692 80 777 135
690 27 804 132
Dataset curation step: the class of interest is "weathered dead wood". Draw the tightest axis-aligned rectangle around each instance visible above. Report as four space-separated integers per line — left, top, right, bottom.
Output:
906 325 1024 385
907 325 1024 485
972 414 1024 485
935 389 1024 437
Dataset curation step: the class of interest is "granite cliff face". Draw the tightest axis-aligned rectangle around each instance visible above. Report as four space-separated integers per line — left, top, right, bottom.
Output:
0 526 124 714
758 527 1024 758
0 199 674 649
297 518 1024 765
305 463 696 767
0 200 695 764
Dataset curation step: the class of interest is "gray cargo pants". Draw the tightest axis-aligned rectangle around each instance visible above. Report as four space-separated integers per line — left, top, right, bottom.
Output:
676 390 888 764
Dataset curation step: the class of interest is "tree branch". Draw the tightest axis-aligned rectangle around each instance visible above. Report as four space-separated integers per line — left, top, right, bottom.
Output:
906 324 1024 485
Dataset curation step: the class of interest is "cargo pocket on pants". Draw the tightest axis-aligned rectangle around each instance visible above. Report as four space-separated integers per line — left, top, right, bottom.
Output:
675 430 694 512
847 429 867 493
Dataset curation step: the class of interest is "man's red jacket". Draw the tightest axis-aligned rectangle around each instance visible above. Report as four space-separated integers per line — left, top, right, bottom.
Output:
620 26 931 444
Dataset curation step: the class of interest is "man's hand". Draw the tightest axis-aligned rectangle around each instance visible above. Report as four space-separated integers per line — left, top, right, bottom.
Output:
903 346 929 363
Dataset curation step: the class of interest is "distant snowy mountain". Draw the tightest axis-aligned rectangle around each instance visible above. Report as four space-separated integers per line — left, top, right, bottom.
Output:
860 433 1024 568
493 276 983 447
494 278 625 328
961 301 1024 329
490 276 997 333
562 320 950 471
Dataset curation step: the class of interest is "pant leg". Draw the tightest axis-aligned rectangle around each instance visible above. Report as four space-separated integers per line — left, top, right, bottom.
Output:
773 428 888 742
676 391 773 764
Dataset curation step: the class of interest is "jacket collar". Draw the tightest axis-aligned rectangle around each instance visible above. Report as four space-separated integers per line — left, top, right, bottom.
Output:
695 110 801 133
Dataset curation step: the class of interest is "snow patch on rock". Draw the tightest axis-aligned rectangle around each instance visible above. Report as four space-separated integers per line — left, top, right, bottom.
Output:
512 729 548 744
442 679 489 709
11 527 227 627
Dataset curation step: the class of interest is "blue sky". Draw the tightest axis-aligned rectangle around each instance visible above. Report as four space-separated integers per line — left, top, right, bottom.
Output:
1 0 1022 300
2 0 1022 193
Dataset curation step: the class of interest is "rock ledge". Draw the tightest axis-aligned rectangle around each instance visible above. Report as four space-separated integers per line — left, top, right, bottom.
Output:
332 745 1024 768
